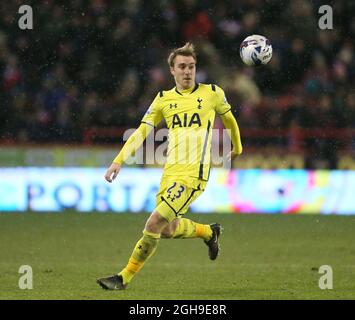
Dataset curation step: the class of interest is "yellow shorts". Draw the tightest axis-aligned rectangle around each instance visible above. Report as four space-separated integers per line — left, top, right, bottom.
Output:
155 175 207 223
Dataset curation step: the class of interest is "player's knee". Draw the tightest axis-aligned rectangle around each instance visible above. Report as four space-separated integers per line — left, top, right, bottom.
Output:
160 229 171 238
161 225 174 238
160 219 179 238
145 211 169 234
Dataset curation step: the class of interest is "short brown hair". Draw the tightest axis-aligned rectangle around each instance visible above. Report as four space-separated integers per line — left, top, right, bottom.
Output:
167 42 197 67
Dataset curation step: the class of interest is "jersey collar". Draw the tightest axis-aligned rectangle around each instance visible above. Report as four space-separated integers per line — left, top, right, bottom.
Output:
175 83 199 95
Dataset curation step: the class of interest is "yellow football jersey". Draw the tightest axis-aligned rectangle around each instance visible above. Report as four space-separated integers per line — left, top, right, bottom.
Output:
141 83 231 181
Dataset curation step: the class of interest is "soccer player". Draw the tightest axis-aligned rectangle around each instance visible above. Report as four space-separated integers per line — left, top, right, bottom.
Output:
97 43 242 290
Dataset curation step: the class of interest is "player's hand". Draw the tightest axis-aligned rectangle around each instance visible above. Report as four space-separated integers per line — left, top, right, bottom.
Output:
105 163 121 183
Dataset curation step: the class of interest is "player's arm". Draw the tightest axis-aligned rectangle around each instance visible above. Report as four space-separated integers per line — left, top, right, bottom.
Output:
105 93 163 183
214 85 242 161
105 123 154 182
219 111 243 160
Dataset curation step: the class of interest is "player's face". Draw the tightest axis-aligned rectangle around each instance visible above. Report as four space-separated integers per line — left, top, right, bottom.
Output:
170 55 196 90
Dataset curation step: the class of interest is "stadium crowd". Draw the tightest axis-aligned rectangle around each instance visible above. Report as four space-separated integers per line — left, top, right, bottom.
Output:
0 0 354 167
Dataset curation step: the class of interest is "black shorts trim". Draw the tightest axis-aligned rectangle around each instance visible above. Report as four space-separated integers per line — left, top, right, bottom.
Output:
161 196 177 215
175 188 198 215
161 184 201 217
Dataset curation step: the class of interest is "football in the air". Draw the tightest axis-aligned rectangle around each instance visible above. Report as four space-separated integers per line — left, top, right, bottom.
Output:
239 34 272 66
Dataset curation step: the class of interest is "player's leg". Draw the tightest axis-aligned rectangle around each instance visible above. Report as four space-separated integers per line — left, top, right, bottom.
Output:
159 185 222 260
160 182 212 241
117 210 169 286
161 218 221 260
161 217 212 241
97 210 169 290
160 218 180 238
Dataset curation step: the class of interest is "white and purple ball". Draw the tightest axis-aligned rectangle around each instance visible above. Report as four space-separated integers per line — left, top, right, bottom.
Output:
240 34 272 66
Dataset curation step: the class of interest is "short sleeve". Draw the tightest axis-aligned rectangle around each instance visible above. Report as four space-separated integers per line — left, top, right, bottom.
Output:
141 93 163 127
214 86 232 115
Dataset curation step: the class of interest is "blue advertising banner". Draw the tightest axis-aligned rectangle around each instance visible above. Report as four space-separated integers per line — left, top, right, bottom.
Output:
0 168 354 214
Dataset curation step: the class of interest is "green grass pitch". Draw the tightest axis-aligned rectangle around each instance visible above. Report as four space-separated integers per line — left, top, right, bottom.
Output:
0 212 354 300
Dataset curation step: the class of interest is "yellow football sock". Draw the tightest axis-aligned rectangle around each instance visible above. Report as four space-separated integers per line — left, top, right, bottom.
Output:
172 218 212 241
118 229 160 285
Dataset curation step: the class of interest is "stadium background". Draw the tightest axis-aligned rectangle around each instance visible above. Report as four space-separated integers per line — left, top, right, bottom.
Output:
0 0 355 300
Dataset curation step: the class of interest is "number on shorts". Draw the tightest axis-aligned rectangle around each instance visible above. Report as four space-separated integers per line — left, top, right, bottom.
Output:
167 183 185 202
